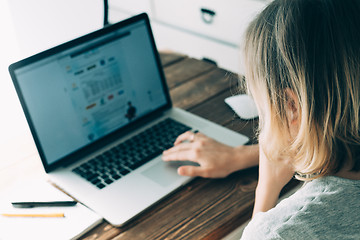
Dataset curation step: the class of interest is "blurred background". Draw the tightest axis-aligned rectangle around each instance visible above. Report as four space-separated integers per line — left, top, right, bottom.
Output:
0 0 268 159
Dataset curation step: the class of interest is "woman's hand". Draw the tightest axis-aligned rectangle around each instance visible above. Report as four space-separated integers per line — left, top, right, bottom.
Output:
252 144 295 217
162 131 259 178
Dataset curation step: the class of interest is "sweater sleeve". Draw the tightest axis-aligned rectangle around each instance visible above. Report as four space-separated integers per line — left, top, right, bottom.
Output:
241 211 284 240
240 176 360 240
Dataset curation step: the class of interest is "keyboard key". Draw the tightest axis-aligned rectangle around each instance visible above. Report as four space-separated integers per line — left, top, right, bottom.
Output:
112 175 121 180
72 118 191 189
90 177 101 185
104 179 113 184
119 169 130 176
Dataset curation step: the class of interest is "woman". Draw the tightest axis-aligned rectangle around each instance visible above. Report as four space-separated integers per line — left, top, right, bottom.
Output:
163 0 360 238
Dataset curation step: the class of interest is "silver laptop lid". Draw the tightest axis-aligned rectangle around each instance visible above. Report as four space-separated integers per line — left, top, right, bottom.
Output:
9 13 172 172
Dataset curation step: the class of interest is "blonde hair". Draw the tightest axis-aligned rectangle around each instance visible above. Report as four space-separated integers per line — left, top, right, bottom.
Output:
243 0 360 180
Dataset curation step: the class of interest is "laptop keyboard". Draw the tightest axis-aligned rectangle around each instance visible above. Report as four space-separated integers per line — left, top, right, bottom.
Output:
72 118 191 189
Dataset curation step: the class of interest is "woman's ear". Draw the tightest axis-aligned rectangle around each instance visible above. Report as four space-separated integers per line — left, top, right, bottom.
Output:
285 88 300 125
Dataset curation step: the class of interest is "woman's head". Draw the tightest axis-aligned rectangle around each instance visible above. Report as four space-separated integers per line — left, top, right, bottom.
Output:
243 0 360 179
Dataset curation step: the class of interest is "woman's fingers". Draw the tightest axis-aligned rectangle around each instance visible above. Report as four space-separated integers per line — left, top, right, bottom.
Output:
162 143 199 163
173 131 204 145
177 165 203 177
163 142 190 154
163 132 245 178
173 131 194 145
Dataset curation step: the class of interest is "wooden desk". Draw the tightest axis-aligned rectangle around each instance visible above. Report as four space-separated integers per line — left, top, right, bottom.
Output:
0 51 297 239
80 52 298 239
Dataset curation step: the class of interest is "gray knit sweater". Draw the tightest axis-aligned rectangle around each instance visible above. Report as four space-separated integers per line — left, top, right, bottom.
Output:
241 176 360 240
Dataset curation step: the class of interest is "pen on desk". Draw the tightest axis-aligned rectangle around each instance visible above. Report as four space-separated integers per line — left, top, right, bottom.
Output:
12 201 77 208
1 213 65 218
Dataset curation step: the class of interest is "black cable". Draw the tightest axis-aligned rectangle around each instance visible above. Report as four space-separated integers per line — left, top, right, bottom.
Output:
103 0 109 26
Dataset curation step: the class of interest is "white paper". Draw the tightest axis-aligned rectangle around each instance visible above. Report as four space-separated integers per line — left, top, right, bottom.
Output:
0 180 102 240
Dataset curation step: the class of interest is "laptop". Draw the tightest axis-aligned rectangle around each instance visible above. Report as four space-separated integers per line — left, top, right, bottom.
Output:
9 13 249 226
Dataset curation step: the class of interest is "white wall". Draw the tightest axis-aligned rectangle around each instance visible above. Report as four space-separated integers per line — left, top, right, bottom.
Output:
0 0 24 145
0 0 104 145
8 0 104 56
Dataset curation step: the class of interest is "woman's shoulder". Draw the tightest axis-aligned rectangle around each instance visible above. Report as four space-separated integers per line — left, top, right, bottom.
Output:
241 176 360 240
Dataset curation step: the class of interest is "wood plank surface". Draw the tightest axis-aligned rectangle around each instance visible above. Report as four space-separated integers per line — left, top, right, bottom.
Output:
188 90 258 144
81 52 298 239
170 68 236 110
159 51 187 67
83 168 259 240
164 57 216 89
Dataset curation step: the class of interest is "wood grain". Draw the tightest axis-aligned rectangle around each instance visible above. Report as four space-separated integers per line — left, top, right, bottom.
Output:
170 68 236 110
81 52 298 239
159 51 186 67
164 57 216 89
83 168 259 240
188 89 259 144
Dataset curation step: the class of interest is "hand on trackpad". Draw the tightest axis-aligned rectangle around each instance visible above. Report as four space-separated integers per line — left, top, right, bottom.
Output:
141 161 197 187
167 160 200 168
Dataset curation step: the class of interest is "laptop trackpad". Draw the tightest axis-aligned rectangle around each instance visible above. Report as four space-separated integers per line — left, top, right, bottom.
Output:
142 161 192 187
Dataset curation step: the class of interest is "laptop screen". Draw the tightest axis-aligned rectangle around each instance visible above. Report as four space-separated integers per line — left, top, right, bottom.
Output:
10 14 169 167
